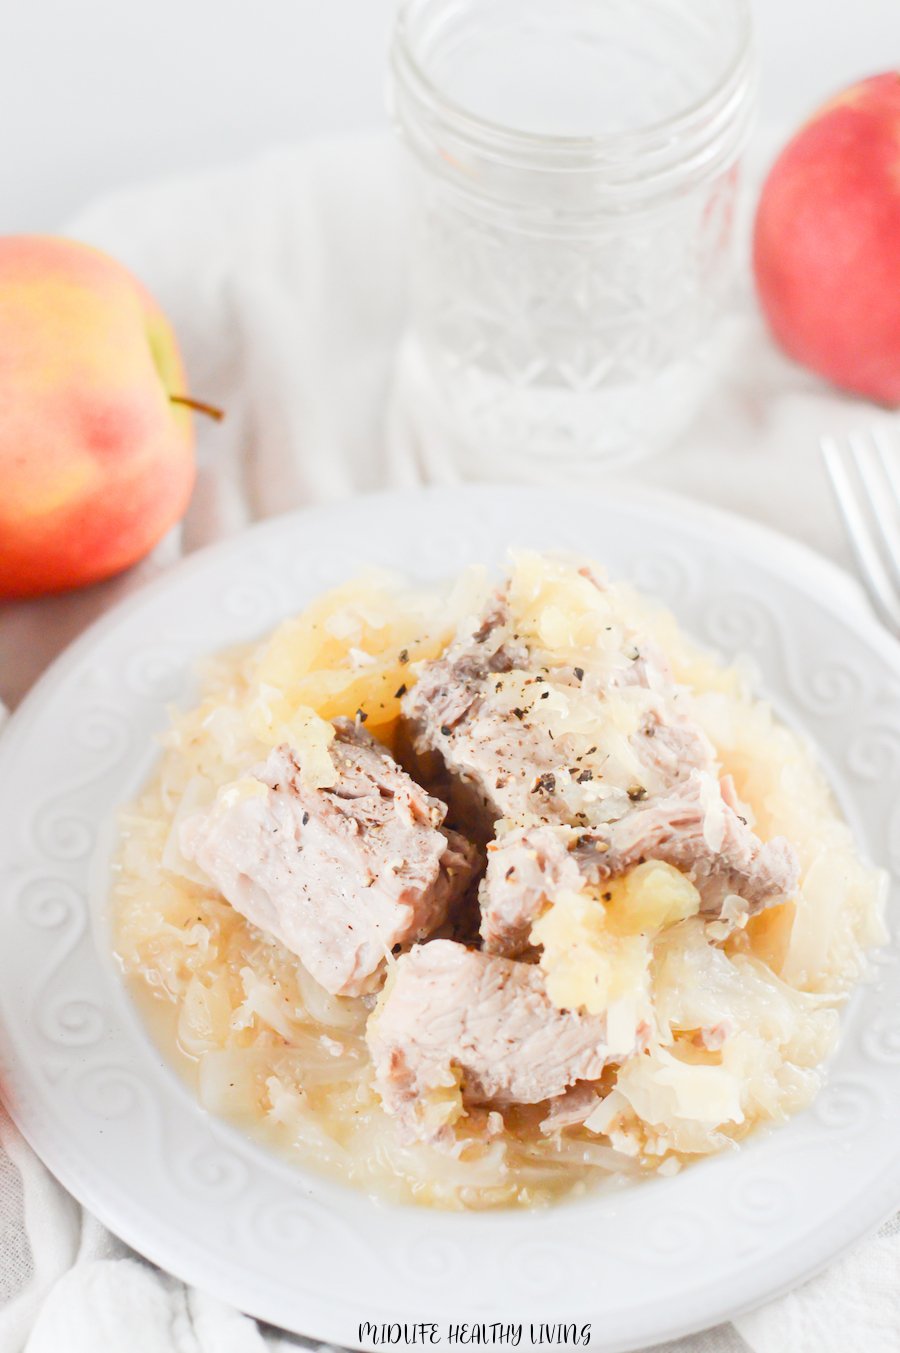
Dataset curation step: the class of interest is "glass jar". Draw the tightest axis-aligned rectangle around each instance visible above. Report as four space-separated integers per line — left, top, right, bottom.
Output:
389 0 756 472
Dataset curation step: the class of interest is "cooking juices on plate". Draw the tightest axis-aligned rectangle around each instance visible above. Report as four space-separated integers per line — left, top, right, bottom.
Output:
113 554 885 1208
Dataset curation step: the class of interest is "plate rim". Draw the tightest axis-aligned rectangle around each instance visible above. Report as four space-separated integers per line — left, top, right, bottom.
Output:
0 481 898 1351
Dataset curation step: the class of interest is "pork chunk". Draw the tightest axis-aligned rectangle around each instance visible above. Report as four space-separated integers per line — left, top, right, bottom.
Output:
180 720 479 997
540 1082 603 1135
402 596 715 835
481 823 589 958
400 597 535 833
481 771 800 956
367 939 614 1143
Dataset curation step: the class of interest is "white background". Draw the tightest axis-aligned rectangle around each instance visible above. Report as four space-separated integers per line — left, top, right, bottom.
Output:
1 0 897 233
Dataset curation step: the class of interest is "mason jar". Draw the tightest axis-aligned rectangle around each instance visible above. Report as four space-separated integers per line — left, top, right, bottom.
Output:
389 0 756 472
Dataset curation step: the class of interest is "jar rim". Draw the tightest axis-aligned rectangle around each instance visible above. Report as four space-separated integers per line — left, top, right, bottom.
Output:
391 0 755 162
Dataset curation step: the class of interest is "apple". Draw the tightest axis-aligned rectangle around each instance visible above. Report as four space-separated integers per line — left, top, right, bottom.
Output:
753 72 900 404
0 235 203 600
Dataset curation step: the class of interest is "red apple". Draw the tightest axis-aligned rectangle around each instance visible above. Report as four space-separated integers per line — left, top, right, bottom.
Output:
753 72 900 404
0 236 200 600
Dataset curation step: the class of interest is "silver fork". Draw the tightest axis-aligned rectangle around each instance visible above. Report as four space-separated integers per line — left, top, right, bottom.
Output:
821 427 900 636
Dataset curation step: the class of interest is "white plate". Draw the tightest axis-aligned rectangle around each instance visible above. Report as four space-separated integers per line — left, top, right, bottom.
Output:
1 485 899 1352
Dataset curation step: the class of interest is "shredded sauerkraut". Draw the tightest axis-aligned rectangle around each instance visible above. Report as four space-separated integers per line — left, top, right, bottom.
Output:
113 554 886 1209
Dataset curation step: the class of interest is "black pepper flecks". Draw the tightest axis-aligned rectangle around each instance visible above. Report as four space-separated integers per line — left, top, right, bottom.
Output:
398 648 409 664
440 724 452 737
573 667 584 682
532 772 556 794
394 683 407 699
577 769 593 783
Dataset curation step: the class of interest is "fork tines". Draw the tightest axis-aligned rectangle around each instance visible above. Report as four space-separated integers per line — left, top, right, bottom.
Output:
821 427 900 635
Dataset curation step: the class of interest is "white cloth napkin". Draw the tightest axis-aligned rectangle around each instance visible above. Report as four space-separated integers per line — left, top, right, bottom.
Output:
0 130 898 1353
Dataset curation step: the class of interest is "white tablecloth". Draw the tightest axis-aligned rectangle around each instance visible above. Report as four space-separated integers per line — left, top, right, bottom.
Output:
0 130 898 1353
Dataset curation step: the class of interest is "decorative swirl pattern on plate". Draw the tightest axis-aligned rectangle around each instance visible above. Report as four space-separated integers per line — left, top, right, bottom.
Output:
222 575 289 625
124 647 185 701
703 594 771 656
73 708 132 756
172 1146 250 1203
860 1014 900 1066
728 1172 790 1225
75 1064 250 1201
846 726 900 785
646 1212 705 1262
14 875 101 1053
74 1065 146 1119
627 552 699 607
29 709 132 861
504 1242 573 1296
794 663 868 718
243 1189 381 1273
249 1197 318 1250
703 594 867 716
403 1236 468 1285
812 1079 881 1132
286 549 370 595
17 875 83 931
31 810 94 862
39 996 106 1048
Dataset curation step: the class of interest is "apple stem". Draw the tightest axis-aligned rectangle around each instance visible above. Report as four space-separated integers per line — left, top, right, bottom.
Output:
169 393 225 422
